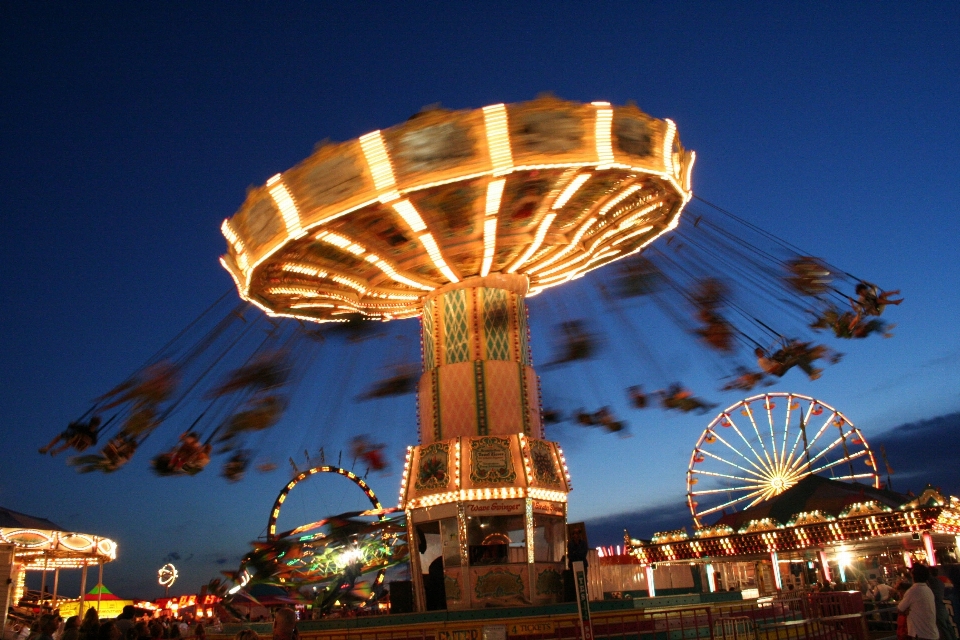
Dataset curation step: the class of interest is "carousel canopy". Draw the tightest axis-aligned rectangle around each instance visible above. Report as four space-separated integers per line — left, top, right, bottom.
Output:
0 507 62 531
0 505 117 570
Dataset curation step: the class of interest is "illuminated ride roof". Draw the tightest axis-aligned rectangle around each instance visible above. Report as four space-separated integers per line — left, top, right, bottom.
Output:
219 96 694 323
0 506 117 570
616 481 960 565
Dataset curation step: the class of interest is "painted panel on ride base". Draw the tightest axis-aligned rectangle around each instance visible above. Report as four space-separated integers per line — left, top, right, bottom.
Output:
469 436 516 484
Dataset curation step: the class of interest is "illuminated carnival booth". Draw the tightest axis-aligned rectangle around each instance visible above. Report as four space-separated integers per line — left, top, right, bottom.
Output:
0 507 117 629
218 96 694 609
598 395 960 598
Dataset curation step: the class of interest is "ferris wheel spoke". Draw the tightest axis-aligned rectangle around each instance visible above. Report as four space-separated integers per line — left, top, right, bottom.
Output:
783 402 815 473
804 411 837 456
690 484 759 496
781 395 797 466
692 469 762 484
786 411 837 475
807 448 867 475
696 488 767 518
725 416 775 475
764 401 779 466
699 449 767 479
746 489 777 509
742 404 776 470
707 431 771 476
792 433 847 476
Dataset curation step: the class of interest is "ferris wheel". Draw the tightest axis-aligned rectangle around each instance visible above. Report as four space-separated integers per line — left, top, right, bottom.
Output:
687 392 880 528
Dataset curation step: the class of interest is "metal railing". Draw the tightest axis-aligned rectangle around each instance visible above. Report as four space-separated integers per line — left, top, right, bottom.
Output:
217 591 886 640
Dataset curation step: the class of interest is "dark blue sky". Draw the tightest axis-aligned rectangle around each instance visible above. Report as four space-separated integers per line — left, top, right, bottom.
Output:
2 3 958 598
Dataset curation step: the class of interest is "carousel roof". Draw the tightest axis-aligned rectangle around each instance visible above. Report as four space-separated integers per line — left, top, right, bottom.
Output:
0 505 117 570
712 476 909 530
0 506 63 531
219 96 694 323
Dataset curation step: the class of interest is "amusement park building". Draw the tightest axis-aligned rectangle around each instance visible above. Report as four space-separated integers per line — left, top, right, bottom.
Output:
598 479 960 597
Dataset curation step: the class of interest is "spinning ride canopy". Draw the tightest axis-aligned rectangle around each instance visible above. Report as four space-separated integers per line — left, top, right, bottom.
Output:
219 96 694 323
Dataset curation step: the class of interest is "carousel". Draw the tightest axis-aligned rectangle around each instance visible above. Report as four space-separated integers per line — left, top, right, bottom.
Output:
218 96 693 609
1 507 117 630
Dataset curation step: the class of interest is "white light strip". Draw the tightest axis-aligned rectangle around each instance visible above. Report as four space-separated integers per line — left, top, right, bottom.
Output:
535 247 592 278
289 302 335 309
507 212 557 273
364 254 435 291
331 274 366 293
663 119 677 176
267 286 321 297
615 203 659 231
392 199 427 233
527 217 597 274
221 219 244 253
598 184 643 217
534 203 657 281
407 487 568 508
594 107 615 166
266 175 307 240
419 232 459 283
220 229 250 271
482 104 513 174
611 224 654 245
315 231 365 255
281 263 328 278
552 173 591 210
480 216 498 277
684 151 696 191
485 178 506 216
569 248 621 281
358 131 397 193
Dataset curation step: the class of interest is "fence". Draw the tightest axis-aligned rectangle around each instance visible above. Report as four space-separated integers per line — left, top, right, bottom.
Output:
219 591 876 640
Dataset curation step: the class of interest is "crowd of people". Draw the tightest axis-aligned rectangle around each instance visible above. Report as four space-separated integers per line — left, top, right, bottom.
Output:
856 564 960 640
19 606 213 640
17 606 301 640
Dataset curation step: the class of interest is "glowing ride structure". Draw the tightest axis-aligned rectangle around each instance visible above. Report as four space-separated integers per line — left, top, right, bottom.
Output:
267 465 383 541
0 521 117 627
219 96 694 609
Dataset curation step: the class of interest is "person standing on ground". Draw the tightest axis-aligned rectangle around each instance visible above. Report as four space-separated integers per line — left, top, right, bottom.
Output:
78 609 99 640
929 568 958 640
899 565 939 640
113 606 136 638
272 609 298 640
61 617 81 640
36 615 61 640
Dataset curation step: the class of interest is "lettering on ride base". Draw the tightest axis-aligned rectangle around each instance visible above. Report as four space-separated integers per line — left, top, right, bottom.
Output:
465 500 523 515
508 621 556 636
531 500 563 516
438 629 481 640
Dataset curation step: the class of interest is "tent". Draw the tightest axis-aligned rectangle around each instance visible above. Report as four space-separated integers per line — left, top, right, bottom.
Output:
58 584 135 618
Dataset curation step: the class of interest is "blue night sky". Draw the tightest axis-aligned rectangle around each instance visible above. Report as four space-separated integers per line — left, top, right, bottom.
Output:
1 3 958 598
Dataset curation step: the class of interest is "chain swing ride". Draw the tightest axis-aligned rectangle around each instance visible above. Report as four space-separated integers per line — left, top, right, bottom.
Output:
40 96 901 611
